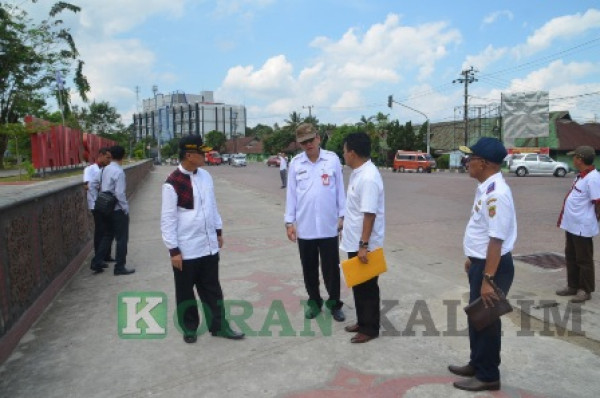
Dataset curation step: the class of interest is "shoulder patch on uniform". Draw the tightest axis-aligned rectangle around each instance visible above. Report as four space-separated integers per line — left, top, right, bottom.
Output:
487 198 497 205
488 205 496 218
486 182 496 194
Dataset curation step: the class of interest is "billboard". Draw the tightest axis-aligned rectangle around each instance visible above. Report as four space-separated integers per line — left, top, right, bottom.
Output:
501 91 549 146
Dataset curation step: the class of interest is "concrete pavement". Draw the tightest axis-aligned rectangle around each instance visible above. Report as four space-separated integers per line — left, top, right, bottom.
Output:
1 163 599 397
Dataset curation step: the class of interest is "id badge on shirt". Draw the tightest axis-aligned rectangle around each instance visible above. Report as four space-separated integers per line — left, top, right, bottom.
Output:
321 172 330 186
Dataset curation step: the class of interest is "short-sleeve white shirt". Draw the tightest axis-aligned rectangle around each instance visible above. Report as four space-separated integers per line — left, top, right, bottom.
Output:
463 172 517 258
340 160 385 252
83 163 101 210
560 169 600 237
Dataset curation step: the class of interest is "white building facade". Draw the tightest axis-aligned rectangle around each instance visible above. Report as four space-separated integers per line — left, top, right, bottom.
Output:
133 91 246 143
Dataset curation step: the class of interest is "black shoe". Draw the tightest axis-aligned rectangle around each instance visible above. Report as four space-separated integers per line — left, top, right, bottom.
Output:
305 306 322 319
90 265 104 274
453 377 500 391
104 257 116 262
211 326 245 340
331 308 345 322
101 263 109 269
448 364 476 377
183 335 197 344
114 267 135 275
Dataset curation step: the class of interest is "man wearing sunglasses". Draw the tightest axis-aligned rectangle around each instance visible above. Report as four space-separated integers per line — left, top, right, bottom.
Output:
284 123 346 322
450 137 516 392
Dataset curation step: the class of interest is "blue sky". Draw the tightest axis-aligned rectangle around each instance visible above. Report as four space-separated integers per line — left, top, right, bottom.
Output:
23 0 600 127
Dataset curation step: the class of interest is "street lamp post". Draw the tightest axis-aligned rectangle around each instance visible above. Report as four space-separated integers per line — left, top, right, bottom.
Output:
232 111 238 153
387 96 431 155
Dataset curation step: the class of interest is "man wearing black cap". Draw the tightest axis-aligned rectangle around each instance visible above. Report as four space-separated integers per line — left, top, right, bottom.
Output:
449 137 516 392
556 146 600 303
161 135 244 343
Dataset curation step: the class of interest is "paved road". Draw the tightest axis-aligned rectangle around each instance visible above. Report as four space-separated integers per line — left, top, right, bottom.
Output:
1 162 598 398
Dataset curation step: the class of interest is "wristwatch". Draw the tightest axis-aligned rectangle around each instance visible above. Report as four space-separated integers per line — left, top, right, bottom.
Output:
359 240 369 249
285 222 294 228
483 273 495 283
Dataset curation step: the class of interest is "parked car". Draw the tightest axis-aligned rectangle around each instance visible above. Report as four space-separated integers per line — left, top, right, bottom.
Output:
266 155 281 167
508 153 569 177
230 153 247 167
393 150 436 173
221 154 231 164
205 151 223 166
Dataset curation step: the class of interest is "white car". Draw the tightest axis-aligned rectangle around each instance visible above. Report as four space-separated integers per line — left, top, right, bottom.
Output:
508 153 569 177
230 153 247 167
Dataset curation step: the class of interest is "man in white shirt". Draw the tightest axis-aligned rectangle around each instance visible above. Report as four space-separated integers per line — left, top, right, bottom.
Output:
340 132 384 344
556 146 600 303
90 146 135 275
161 135 244 343
449 137 516 392
84 147 114 266
279 152 288 188
285 123 346 322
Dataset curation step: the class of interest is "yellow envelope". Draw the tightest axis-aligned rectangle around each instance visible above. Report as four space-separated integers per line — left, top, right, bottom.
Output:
340 248 387 288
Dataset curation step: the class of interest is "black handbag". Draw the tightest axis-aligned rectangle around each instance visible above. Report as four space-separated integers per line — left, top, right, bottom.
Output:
464 278 512 331
94 169 117 215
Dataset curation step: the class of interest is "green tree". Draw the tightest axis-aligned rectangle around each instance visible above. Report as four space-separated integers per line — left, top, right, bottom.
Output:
83 101 123 135
326 124 360 160
387 120 417 152
205 130 226 152
248 123 274 140
263 129 295 154
282 111 303 133
0 1 90 168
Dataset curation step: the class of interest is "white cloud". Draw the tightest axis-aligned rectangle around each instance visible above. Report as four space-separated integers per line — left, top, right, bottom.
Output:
463 45 508 72
515 9 600 56
482 10 514 26
222 55 296 97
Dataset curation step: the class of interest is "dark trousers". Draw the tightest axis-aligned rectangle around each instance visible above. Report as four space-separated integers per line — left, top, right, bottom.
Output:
467 253 514 382
280 169 287 187
173 253 225 335
348 252 380 337
92 210 113 260
92 210 129 269
298 237 342 311
565 231 595 293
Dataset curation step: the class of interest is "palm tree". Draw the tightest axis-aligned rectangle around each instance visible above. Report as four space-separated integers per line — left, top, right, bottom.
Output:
283 111 303 133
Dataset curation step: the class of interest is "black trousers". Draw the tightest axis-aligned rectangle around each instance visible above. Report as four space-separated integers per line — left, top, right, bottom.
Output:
565 231 595 293
298 237 342 311
173 253 225 335
280 169 287 187
92 210 129 269
92 210 113 260
467 253 514 382
348 252 380 337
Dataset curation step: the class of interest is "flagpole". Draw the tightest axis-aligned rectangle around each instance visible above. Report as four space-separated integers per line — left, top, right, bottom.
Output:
55 71 65 126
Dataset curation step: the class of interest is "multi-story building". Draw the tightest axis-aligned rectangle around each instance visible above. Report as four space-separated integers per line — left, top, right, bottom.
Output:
132 91 246 143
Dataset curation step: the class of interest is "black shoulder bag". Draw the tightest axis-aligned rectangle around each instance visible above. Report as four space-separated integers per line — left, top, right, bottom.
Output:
94 169 117 216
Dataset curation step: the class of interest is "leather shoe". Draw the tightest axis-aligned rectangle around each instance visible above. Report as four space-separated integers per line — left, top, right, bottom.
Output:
101 263 109 269
114 267 135 275
344 324 359 333
90 266 104 274
453 377 500 391
104 257 116 262
350 332 376 343
183 335 197 344
571 289 591 303
448 364 475 377
556 286 577 296
305 306 322 319
211 326 245 340
331 308 345 322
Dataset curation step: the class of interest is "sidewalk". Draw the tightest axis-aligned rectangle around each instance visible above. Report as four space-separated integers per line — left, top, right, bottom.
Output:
1 165 599 398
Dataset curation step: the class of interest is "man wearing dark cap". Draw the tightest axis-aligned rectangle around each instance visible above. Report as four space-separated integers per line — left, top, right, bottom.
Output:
284 123 346 322
161 135 244 343
556 146 600 303
449 137 516 392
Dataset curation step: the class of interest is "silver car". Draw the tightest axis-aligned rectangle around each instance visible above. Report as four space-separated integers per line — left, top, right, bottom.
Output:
508 153 569 177
230 153 247 167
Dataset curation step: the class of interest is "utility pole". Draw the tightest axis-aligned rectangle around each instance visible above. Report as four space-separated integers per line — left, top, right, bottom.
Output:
453 66 478 146
302 105 314 118
388 95 431 155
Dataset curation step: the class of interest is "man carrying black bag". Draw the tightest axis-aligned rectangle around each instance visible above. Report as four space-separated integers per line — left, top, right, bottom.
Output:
448 137 516 392
90 145 135 275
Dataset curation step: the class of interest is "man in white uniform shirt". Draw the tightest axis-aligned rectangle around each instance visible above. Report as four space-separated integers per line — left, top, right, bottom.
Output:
84 147 114 266
340 132 384 344
161 135 244 343
449 137 516 392
279 152 288 188
285 123 346 322
556 146 600 303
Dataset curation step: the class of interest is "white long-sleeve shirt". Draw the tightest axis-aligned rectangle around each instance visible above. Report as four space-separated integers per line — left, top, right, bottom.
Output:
284 149 345 239
161 166 223 259
100 161 128 214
